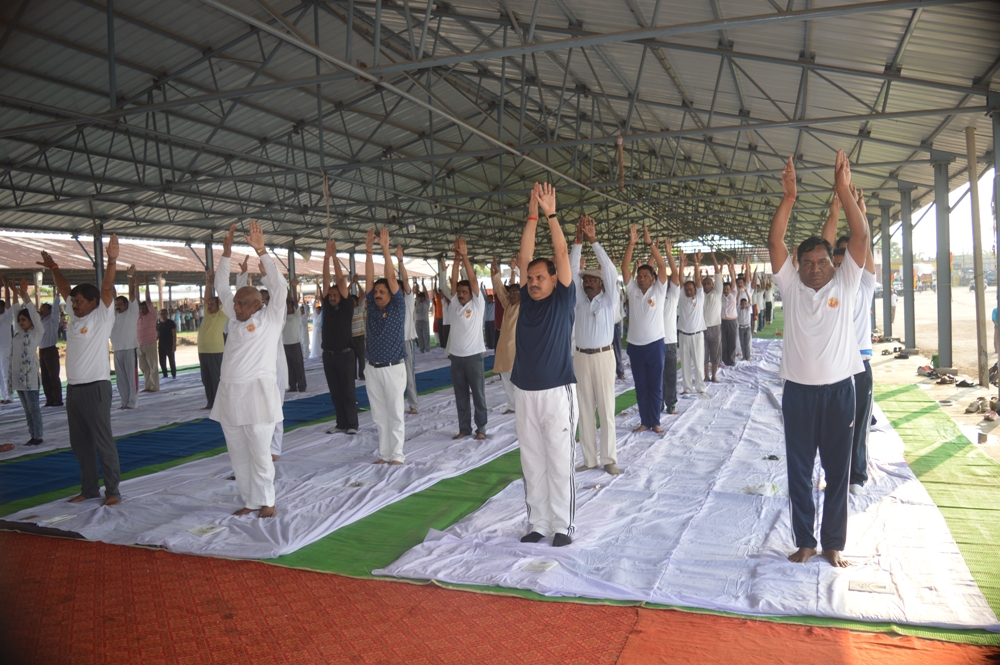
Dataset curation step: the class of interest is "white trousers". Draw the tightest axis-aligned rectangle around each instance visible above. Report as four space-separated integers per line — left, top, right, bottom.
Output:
574 350 617 467
367 362 407 463
0 351 10 400
223 422 276 509
113 349 139 408
500 372 515 411
679 332 706 394
515 384 578 536
404 340 418 410
269 388 286 456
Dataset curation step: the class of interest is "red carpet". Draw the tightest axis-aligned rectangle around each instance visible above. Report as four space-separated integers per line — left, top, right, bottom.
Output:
3 531 999 664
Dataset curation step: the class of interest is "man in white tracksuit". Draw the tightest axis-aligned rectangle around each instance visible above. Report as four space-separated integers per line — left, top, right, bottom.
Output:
212 221 287 518
677 250 707 396
110 266 140 410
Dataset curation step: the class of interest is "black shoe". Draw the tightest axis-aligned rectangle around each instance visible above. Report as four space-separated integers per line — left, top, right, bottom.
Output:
25 438 41 446
552 533 573 547
520 531 545 543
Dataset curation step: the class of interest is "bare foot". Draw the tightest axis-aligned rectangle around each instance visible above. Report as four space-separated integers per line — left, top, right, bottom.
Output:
102 496 120 506
409 408 419 415
452 432 468 440
787 547 817 563
822 550 851 568
711 377 719 383
389 460 404 465
474 432 486 440
502 409 514 415
271 454 279 461
68 494 88 503
651 426 664 434
373 459 388 465
632 425 649 433
233 507 254 516
258 506 277 519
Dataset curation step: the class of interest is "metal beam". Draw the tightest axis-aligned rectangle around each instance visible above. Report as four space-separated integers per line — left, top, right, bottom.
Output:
880 204 892 338
932 151 953 368
899 183 916 349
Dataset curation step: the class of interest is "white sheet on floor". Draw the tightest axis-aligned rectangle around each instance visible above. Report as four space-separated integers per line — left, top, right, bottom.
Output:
375 340 1000 632
5 360 636 560
0 349 456 460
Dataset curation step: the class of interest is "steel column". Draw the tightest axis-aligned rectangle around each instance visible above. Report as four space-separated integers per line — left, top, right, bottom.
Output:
991 92 1000 394
205 238 214 295
965 127 988 386
900 184 916 348
932 151 954 369
288 238 297 282
93 222 104 288
880 204 892 338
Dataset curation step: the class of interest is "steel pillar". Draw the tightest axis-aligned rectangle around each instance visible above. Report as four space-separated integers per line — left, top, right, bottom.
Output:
288 238 296 282
990 91 1000 395
965 127 988 386
880 204 892 338
205 238 214 296
93 222 104 288
900 184 916 348
349 251 357 294
932 151 954 369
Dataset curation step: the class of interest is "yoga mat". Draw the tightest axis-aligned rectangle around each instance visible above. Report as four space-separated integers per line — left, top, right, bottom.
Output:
0 357 493 504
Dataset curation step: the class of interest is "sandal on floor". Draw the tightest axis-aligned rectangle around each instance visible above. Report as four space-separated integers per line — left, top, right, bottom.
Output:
966 400 984 413
956 379 977 388
0 444 14 453
881 349 892 356
984 410 999 422
936 374 956 385
894 353 910 359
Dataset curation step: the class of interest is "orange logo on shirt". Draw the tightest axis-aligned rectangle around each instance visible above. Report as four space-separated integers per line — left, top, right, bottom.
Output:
647 299 655 308
465 309 472 319
828 297 839 308
80 327 88 334
247 324 256 332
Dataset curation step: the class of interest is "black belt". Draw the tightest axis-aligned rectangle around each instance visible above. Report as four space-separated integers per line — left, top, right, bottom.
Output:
678 330 701 336
576 345 612 354
369 358 404 368
325 347 354 355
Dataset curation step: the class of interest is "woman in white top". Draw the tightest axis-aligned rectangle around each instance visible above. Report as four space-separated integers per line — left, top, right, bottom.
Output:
6 277 45 447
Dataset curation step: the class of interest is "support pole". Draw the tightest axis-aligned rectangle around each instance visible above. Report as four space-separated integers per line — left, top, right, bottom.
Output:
901 184 916 349
205 238 214 296
932 151 954 370
93 222 104 288
157 273 164 311
880 204 893 338
966 127 988 386
35 270 42 309
349 251 357 295
288 239 297 296
990 91 1000 396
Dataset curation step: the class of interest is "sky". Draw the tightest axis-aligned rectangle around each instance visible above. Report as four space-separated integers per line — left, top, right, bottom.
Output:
904 168 996 260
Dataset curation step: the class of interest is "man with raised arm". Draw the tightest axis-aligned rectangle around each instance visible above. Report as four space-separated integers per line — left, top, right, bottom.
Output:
769 151 868 568
571 215 621 475
136 278 159 393
414 278 431 353
823 187 877 497
720 258 739 368
513 182 577 547
447 238 488 440
702 253 723 383
319 239 359 435
110 265 141 410
212 222 287 518
677 251 708 396
396 245 420 415
282 278 307 393
491 255 520 414
37 236 121 505
198 268 227 410
38 289 64 406
623 224 669 434
659 238 682 415
365 227 408 465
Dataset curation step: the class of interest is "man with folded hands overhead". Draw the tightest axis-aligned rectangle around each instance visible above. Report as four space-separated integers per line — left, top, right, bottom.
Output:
447 237 488 440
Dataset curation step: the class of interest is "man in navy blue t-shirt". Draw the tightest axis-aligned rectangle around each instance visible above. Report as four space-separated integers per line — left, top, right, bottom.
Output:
364 227 408 465
511 182 578 547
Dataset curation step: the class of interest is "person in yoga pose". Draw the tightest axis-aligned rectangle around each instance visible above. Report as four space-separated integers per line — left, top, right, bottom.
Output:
212 222 287 518
446 237 488 440
513 182 578 547
768 150 868 567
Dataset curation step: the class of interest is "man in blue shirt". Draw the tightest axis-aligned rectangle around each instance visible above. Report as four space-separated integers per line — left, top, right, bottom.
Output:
365 227 408 464
512 182 578 547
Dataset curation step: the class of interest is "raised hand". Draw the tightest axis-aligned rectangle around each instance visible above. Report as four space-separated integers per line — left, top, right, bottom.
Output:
396 245 404 262
326 239 337 256
642 225 652 246
377 227 390 249
239 254 249 274
290 276 299 288
206 268 215 282
856 187 866 215
662 238 673 256
694 250 703 266
491 255 500 274
528 186 539 220
19 276 28 296
536 182 556 217
629 224 638 246
834 149 851 191
37 250 57 270
455 238 468 257
126 264 136 277
365 228 375 253
581 216 596 243
106 234 119 260
223 224 236 255
782 156 797 201
244 220 265 252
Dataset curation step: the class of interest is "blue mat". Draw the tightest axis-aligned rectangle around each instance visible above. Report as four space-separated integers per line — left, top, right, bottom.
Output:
0 356 493 504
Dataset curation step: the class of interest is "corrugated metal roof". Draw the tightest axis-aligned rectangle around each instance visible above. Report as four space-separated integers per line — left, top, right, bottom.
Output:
0 0 997 260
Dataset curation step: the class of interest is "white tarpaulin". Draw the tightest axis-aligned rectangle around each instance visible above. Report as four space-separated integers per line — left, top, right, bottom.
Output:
5 359 636 559
375 340 1000 632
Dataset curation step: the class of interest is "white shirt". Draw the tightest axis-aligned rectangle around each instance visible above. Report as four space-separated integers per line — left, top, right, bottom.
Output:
763 288 774 304
404 291 417 341
890 292 898 306
446 290 485 357
625 278 667 346
677 285 706 334
854 270 877 357
212 255 287 426
66 299 116 385
661 281 681 345
721 291 737 320
737 301 753 327
110 298 139 351
703 288 722 327
773 255 864 385
570 241 619 349
282 312 301 345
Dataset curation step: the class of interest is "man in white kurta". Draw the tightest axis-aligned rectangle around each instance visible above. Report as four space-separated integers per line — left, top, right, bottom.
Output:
677 251 707 396
570 216 620 474
212 222 287 517
0 296 13 403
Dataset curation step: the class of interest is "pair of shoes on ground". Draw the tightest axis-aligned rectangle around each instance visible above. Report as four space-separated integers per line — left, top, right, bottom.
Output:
849 483 866 496
575 463 621 475
326 426 358 435
520 531 572 547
